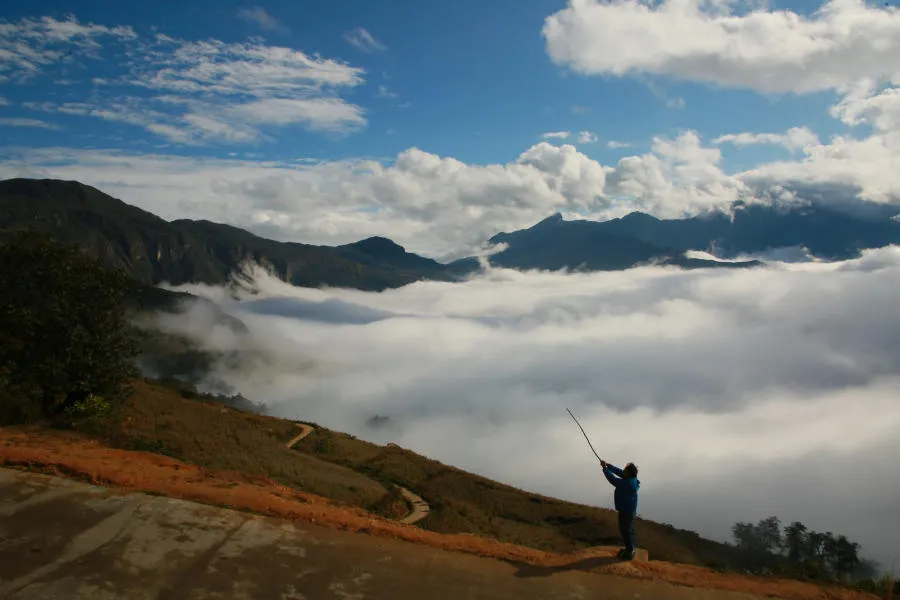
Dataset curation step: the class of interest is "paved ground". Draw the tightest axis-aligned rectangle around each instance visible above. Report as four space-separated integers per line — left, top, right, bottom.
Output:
0 468 782 600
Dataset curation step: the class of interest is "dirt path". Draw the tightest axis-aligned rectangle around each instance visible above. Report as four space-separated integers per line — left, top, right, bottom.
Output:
0 428 877 600
285 423 314 449
397 486 430 524
286 423 432 525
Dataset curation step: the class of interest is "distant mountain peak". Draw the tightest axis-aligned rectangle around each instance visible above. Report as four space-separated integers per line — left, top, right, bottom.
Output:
619 211 659 223
538 212 564 225
347 236 406 255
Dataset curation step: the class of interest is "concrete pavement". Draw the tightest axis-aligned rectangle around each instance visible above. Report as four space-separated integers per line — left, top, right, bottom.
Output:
0 467 781 599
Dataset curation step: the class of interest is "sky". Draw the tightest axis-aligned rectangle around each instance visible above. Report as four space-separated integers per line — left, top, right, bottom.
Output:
150 251 900 570
1 0 900 260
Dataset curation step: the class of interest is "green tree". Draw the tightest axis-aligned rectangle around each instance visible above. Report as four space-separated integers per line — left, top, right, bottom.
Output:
0 231 138 423
831 534 861 576
783 521 809 561
756 516 783 555
732 521 760 552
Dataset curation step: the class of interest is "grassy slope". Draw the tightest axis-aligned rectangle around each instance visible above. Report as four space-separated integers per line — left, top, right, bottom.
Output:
106 378 749 569
104 380 387 508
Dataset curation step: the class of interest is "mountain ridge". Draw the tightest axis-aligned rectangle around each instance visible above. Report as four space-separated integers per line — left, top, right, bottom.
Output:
3 178 900 290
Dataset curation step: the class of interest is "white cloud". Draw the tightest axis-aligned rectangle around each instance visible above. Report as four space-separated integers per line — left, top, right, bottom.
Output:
236 6 288 34
666 97 686 109
0 96 9 106
134 38 364 97
714 126 820 152
0 143 612 260
543 0 900 94
0 16 135 81
604 131 750 217
149 251 900 568
377 85 399 99
542 131 570 140
343 27 386 53
0 117 60 129
830 80 900 133
4 104 899 259
577 130 598 144
12 22 368 142
607 140 632 149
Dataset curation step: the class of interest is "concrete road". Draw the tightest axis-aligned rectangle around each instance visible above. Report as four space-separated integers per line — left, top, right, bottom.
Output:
0 468 777 600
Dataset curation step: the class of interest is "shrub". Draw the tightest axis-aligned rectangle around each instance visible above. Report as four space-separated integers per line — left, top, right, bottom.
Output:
63 392 115 435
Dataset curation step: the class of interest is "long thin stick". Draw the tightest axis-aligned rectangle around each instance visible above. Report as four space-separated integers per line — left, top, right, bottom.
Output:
566 408 604 465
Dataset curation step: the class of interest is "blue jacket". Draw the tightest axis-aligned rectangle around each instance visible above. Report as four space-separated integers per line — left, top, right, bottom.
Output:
603 464 640 514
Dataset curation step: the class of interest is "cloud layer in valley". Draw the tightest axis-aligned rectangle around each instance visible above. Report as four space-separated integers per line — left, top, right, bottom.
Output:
148 250 900 568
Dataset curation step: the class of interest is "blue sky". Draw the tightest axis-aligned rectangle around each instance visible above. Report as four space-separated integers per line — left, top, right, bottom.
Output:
0 0 852 167
0 0 898 258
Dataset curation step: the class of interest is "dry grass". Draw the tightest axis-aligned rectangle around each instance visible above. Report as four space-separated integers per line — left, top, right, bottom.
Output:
87 379 780 570
0 426 877 600
103 379 387 508
291 427 747 567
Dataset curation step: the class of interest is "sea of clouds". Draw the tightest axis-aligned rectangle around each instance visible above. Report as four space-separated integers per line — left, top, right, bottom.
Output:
149 249 900 568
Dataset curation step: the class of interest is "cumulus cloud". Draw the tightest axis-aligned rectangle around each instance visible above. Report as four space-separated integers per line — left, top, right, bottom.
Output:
604 131 750 217
543 0 900 94
3 108 898 258
607 140 632 149
714 126 820 152
343 27 386 53
5 15 367 142
543 131 571 140
236 6 289 34
0 143 613 260
830 80 900 133
577 131 598 144
149 250 900 568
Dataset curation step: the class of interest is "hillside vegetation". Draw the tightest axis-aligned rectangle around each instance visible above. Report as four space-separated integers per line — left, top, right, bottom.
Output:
94 376 745 566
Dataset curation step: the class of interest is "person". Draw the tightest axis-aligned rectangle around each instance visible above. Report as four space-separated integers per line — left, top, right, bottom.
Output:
600 459 640 560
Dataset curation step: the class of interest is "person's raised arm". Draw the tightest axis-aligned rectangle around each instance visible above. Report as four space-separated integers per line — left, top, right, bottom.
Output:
605 464 625 477
602 465 621 487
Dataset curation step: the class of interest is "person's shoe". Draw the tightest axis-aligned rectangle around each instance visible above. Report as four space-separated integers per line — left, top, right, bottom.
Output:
617 548 635 560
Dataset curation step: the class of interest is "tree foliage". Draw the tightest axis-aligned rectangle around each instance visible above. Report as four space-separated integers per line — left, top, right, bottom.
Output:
731 515 863 582
0 231 138 424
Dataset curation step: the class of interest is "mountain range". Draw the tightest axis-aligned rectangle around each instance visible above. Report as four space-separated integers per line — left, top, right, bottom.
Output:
3 178 900 291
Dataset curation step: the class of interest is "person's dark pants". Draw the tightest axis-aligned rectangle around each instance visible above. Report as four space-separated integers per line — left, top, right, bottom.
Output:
617 511 636 554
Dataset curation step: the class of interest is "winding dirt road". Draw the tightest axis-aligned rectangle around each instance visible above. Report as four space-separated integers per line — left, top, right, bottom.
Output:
285 423 314 449
397 485 430 524
286 423 431 525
